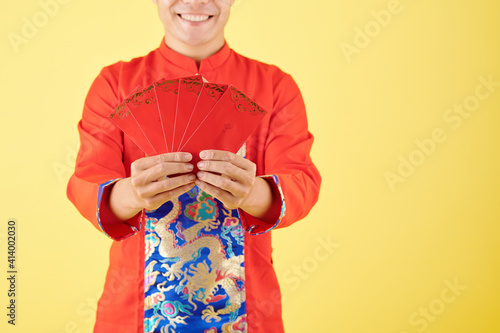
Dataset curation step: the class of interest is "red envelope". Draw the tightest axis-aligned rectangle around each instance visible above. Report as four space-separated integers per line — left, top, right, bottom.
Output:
108 86 157 156
154 78 179 152
181 85 267 173
125 83 167 153
172 75 203 151
110 79 268 177
177 82 228 152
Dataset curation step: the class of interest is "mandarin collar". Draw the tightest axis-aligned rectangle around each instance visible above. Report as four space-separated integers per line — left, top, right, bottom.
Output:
158 37 232 74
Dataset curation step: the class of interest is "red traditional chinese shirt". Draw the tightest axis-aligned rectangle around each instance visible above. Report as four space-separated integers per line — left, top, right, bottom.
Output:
67 38 321 333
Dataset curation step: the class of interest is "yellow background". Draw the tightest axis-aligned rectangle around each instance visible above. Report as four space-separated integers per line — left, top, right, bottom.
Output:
1 0 499 332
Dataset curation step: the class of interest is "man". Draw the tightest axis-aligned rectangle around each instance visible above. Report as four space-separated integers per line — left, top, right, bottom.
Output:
67 0 321 332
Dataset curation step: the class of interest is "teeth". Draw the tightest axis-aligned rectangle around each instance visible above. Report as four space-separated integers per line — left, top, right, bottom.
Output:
180 14 210 22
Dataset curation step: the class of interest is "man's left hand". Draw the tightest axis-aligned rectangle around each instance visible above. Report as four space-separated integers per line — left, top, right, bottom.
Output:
195 149 256 210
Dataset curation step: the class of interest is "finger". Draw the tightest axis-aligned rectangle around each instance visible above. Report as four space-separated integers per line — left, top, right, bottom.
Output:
144 183 196 211
142 162 194 184
134 173 195 199
132 162 193 186
197 160 248 183
131 152 192 172
196 170 246 198
146 173 196 197
195 179 236 208
200 150 254 172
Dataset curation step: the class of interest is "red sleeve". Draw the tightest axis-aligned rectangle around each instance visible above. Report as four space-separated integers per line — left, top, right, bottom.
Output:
66 66 144 241
240 74 322 234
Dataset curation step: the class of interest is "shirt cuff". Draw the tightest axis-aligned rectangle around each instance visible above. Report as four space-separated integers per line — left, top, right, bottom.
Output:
97 178 143 241
239 174 286 235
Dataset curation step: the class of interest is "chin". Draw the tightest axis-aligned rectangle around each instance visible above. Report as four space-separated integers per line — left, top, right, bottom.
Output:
182 34 215 47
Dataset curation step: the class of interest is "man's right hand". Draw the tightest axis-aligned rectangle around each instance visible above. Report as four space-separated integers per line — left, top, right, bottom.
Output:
109 152 195 220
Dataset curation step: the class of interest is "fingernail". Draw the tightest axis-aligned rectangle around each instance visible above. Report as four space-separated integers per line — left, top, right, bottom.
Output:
183 153 191 161
200 151 207 159
186 164 193 171
197 171 204 178
198 161 205 168
188 174 196 181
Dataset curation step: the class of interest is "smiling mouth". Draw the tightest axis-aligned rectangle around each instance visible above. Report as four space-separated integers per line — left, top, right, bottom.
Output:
178 14 213 22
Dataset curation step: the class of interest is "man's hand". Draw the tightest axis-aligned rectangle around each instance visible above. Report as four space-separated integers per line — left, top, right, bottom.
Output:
109 152 195 220
195 150 277 222
195 150 256 210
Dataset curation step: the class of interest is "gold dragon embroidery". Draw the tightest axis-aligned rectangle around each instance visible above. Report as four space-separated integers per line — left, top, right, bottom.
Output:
145 197 245 324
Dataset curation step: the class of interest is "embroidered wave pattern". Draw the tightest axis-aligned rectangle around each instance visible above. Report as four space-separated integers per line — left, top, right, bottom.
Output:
144 186 247 333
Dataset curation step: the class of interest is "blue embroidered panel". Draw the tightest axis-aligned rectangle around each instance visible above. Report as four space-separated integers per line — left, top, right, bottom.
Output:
144 186 247 333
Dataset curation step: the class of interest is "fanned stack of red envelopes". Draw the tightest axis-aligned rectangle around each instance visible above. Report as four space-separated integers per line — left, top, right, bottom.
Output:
108 75 268 173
